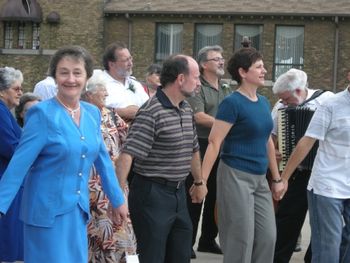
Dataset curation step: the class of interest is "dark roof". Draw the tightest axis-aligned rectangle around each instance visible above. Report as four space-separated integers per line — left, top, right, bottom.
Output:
104 0 350 17
0 0 42 22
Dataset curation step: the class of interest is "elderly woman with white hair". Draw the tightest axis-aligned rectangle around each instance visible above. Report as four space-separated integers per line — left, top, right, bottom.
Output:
271 68 334 263
0 66 24 263
81 73 137 263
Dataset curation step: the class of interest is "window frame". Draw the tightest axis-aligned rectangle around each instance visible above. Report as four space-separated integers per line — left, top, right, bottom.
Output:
4 22 13 49
273 25 305 81
32 22 40 50
18 21 26 49
155 23 183 63
234 24 263 51
193 23 223 58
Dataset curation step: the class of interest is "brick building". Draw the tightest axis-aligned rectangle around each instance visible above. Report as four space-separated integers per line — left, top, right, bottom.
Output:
0 0 349 99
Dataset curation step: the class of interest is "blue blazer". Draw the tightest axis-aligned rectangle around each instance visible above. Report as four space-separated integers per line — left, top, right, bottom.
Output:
0 100 21 175
0 98 124 227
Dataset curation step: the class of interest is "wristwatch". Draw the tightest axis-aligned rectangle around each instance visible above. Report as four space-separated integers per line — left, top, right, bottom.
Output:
193 180 204 186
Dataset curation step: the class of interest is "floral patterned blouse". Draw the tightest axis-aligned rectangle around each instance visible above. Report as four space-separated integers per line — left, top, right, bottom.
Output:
88 107 136 263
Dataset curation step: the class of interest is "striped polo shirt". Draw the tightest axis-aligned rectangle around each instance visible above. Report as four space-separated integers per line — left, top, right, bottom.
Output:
121 88 200 180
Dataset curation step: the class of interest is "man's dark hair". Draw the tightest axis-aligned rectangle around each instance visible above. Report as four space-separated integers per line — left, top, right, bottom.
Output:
102 42 127 71
160 55 189 87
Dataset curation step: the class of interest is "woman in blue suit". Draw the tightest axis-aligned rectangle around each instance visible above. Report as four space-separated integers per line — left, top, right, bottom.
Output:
0 46 128 263
0 67 24 263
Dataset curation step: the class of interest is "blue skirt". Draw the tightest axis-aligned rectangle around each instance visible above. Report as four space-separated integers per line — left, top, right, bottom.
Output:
0 188 24 261
24 205 88 263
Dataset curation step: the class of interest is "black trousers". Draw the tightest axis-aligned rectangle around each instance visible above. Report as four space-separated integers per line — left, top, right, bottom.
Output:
274 169 312 263
129 174 192 263
186 138 219 247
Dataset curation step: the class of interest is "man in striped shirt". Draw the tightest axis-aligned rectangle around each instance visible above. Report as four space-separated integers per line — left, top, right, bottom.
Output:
116 54 207 263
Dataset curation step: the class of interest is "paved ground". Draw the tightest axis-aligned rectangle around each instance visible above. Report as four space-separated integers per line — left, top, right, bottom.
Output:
192 213 311 262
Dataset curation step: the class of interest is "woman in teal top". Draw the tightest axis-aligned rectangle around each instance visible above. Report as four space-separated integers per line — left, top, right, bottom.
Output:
0 46 128 263
201 47 284 263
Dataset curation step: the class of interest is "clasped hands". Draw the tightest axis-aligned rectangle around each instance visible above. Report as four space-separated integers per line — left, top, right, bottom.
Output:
271 177 288 201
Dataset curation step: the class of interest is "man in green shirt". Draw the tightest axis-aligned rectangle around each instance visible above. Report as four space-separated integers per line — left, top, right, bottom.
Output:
186 45 233 258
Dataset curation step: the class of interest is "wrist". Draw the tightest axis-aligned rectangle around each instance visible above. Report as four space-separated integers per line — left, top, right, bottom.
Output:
271 178 283 184
193 180 205 186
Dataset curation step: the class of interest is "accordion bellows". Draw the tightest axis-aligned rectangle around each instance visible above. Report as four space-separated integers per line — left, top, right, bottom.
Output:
277 107 319 171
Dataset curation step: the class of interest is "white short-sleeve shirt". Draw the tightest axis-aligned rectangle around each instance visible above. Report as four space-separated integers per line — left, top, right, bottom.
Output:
101 70 149 109
305 89 350 198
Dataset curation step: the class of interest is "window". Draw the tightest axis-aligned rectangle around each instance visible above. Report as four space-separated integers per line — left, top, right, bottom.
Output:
194 24 223 58
155 23 183 63
2 22 40 49
32 23 40 49
274 26 304 80
234 25 263 51
18 22 25 49
4 22 13 48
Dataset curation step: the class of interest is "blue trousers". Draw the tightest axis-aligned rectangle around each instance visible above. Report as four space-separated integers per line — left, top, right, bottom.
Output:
308 190 350 263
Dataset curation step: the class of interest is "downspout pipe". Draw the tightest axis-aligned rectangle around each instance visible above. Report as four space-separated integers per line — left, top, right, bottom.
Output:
125 13 132 50
333 16 339 92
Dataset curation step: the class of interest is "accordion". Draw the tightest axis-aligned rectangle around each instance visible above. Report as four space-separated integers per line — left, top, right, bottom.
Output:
277 107 319 171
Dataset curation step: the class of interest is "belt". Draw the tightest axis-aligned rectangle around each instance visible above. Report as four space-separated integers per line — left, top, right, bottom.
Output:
144 176 185 189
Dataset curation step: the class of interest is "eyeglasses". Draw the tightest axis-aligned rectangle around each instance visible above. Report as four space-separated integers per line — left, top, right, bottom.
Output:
206 57 225 62
10 86 23 93
117 56 133 63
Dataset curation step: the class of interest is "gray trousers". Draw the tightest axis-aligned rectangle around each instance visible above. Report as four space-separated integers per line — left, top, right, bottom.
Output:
217 161 276 263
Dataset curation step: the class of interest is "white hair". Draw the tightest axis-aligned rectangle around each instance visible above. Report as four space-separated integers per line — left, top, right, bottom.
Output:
0 67 23 91
85 70 107 93
272 68 308 94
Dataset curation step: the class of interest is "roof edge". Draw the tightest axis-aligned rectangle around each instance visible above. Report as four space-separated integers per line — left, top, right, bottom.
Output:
103 10 350 18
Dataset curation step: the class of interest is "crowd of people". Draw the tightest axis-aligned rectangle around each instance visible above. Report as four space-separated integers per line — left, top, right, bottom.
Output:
0 41 349 263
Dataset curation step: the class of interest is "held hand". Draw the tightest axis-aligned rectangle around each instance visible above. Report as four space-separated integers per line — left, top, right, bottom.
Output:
189 184 208 203
275 149 282 162
111 203 129 226
271 181 285 201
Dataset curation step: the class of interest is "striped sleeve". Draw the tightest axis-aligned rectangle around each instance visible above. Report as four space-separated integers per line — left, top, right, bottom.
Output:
122 110 155 159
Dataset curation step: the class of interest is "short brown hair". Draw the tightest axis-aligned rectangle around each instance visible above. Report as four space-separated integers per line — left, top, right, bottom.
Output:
226 47 262 85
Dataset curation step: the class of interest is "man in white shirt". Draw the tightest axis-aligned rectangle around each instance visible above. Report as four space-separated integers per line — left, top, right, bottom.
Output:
280 87 350 263
33 76 57 100
271 68 334 263
100 42 149 122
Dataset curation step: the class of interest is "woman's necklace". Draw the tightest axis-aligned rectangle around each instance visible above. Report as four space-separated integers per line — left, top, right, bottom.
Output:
56 96 80 118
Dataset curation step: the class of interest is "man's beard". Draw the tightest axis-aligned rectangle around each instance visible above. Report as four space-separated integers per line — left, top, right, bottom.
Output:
216 68 225 77
180 88 196 98
117 68 132 78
